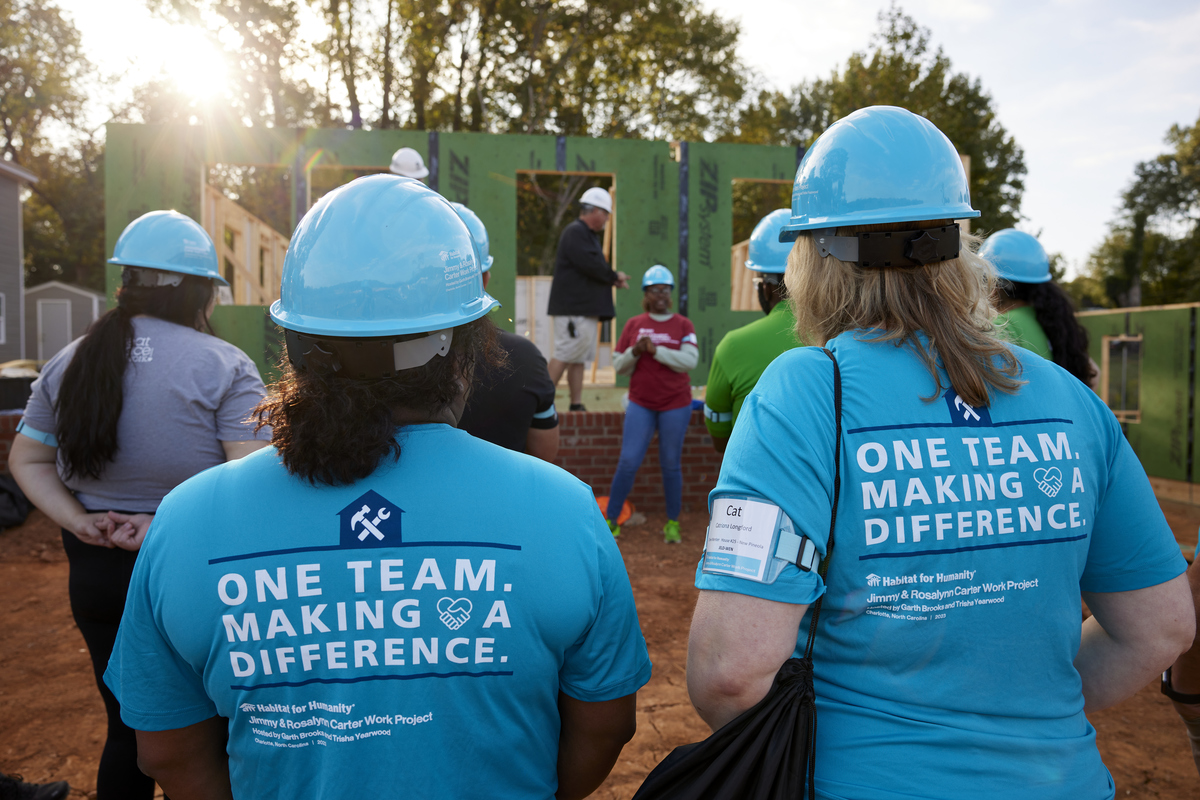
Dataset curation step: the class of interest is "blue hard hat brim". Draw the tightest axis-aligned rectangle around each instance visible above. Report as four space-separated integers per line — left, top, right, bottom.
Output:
108 256 230 286
778 207 981 242
270 292 500 337
743 259 786 274
480 255 494 273
996 270 1053 285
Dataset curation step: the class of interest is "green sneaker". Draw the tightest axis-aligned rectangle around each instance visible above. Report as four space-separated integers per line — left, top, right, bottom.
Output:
607 519 621 538
663 519 681 543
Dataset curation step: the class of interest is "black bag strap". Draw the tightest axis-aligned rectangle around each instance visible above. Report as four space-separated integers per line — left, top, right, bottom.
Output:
796 347 842 800
802 348 842 660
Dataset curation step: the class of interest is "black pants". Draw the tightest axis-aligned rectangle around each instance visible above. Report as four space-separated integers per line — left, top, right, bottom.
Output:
62 530 156 800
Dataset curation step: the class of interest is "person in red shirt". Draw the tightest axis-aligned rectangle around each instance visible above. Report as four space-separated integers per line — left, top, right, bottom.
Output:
605 265 698 543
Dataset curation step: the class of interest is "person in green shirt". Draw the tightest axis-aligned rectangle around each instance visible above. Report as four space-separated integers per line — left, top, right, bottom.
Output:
704 209 803 452
982 228 1095 387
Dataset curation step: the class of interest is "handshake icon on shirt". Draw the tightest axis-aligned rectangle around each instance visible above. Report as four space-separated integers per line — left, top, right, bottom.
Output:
1034 467 1063 498
437 597 473 630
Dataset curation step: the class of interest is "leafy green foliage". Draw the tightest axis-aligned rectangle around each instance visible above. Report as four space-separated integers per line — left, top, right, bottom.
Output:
726 6 1026 231
0 0 88 160
148 0 322 126
731 181 789 245
0 0 109 289
1079 112 1200 307
22 137 107 290
370 0 745 139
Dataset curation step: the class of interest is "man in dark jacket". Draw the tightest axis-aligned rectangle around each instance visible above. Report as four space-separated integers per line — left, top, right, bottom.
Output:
547 186 629 411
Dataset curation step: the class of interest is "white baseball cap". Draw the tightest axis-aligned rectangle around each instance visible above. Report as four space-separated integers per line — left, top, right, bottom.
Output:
579 186 612 214
389 147 430 179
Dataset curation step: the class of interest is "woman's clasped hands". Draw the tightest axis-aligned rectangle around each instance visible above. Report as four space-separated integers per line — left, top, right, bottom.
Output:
69 510 154 551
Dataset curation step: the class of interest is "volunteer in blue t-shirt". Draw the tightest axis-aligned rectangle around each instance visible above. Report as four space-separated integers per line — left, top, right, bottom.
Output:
104 175 651 800
10 210 269 800
685 106 1194 800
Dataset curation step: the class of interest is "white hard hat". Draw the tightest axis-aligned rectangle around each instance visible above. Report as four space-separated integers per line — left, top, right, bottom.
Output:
389 147 430 179
579 186 612 214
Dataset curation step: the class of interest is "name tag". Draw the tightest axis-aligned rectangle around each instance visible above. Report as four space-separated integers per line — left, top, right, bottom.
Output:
703 499 782 581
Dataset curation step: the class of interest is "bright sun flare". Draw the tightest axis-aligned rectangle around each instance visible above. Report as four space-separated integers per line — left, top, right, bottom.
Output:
154 25 230 100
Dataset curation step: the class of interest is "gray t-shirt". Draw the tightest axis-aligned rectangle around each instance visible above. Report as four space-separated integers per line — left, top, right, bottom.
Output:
21 316 269 512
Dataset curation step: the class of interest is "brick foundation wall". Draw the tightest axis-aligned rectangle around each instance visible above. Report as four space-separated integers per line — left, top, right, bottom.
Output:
552 410 723 514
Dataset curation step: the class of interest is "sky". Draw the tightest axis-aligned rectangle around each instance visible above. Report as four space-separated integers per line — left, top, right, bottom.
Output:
699 0 1200 276
55 0 1200 278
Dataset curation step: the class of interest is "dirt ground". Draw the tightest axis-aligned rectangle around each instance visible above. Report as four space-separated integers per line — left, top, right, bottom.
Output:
2 504 1199 798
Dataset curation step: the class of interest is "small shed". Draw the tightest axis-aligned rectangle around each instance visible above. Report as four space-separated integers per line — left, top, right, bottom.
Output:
25 281 102 362
0 159 37 362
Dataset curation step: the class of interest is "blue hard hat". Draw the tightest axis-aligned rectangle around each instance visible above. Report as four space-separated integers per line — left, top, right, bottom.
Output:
642 265 675 289
780 106 980 241
270 175 498 338
108 210 226 285
979 228 1051 284
449 202 493 273
744 209 793 273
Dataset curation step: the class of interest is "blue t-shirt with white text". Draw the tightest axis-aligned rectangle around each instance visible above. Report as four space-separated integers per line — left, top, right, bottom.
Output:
106 425 651 799
697 331 1185 800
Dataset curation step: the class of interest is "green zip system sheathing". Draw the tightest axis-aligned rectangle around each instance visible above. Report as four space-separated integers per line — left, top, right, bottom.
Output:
1077 304 1198 487
105 124 804 386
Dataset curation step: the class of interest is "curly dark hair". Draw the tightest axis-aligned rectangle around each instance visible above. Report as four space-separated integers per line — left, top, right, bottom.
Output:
256 318 502 486
1001 281 1091 384
56 273 215 480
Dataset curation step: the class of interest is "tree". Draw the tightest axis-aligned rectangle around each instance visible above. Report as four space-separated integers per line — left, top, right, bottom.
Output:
0 0 88 162
149 0 322 127
728 5 1027 230
490 0 745 139
1080 113 1200 307
0 1 109 289
22 135 107 290
312 0 747 140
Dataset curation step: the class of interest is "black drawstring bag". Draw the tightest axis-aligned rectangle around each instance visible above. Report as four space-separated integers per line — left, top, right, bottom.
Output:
0 473 31 530
632 348 842 800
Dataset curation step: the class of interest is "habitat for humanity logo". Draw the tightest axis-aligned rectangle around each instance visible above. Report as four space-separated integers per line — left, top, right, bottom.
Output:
336 490 404 549
866 573 882 587
943 389 992 427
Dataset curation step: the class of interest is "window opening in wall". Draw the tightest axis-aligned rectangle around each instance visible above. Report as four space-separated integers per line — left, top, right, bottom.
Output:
203 165 292 307
516 171 616 386
1101 334 1142 423
730 179 791 312
207 165 292 236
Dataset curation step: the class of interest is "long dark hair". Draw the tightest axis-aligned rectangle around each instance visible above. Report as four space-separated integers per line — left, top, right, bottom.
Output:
55 273 216 479
256 318 501 486
1001 281 1091 384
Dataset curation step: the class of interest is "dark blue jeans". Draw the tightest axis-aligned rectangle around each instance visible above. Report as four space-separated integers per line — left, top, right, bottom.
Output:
606 400 692 521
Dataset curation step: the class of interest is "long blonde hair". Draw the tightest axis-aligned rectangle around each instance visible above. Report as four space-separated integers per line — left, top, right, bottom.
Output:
785 221 1022 407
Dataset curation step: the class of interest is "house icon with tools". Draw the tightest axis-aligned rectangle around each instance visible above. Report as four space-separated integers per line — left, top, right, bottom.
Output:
337 490 405 549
